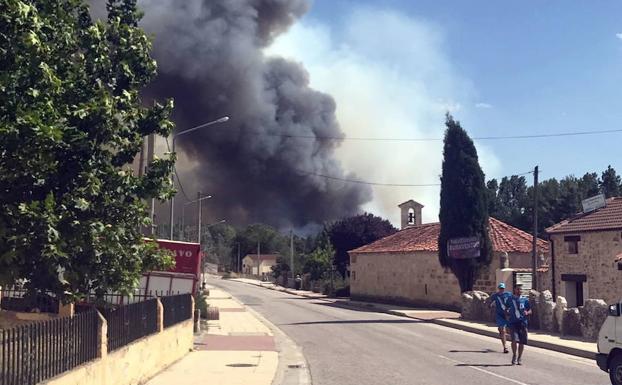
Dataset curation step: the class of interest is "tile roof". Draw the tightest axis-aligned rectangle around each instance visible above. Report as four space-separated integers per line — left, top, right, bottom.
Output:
546 197 622 234
350 217 548 254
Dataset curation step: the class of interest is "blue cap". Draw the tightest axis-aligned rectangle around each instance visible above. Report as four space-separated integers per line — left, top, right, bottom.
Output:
498 283 506 289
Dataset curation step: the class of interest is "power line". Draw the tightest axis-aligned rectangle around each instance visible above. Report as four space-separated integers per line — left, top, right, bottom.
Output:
296 169 441 187
213 127 622 142
295 168 537 187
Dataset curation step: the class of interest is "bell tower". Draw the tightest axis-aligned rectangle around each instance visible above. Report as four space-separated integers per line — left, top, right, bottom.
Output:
398 200 424 229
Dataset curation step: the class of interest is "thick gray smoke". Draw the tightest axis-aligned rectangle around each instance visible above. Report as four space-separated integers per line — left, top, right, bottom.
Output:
133 0 372 228
88 0 372 228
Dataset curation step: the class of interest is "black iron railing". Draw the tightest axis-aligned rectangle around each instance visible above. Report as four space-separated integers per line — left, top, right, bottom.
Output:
99 298 158 352
0 310 99 385
160 294 192 328
0 288 59 314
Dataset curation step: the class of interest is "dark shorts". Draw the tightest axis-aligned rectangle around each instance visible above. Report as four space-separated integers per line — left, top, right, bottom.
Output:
509 322 528 345
495 315 508 328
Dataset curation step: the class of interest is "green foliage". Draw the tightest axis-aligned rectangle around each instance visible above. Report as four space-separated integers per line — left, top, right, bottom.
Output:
600 165 621 198
327 213 397 277
0 0 175 301
270 256 290 280
303 242 333 281
487 166 622 237
201 223 236 267
194 291 208 316
438 114 492 292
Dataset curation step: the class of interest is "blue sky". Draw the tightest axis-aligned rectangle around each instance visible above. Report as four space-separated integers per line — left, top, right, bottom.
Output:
268 1 622 223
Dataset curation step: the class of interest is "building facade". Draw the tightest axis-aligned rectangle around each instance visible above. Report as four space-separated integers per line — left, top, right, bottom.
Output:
546 197 622 306
242 254 279 277
349 200 548 310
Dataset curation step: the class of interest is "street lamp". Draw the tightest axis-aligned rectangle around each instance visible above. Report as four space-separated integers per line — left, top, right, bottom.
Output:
181 194 213 241
169 116 229 239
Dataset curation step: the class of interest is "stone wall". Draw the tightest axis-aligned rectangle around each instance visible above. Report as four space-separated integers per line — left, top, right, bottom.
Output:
350 251 463 310
461 289 609 341
350 250 539 311
551 230 622 304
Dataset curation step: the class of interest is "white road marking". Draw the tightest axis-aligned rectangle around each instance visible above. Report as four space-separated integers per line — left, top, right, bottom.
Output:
438 354 531 385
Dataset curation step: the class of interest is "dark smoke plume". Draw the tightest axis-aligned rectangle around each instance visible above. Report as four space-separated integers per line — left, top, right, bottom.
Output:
94 0 372 228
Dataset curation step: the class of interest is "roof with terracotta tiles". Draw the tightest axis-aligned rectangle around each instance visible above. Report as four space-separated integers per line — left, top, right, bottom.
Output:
546 197 622 234
350 217 548 254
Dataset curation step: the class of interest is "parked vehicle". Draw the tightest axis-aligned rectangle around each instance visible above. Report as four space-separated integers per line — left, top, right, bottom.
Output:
596 302 622 384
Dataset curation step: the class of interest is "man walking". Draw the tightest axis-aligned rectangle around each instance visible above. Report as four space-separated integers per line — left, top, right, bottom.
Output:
505 284 532 365
489 283 511 353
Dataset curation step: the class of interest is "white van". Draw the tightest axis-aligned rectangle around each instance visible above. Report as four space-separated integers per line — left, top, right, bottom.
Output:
596 303 622 384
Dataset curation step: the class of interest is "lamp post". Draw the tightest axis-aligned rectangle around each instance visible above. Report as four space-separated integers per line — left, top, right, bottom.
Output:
181 194 212 241
169 116 229 240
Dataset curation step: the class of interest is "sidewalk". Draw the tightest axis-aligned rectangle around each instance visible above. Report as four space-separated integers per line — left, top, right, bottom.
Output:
231 277 597 359
145 287 278 385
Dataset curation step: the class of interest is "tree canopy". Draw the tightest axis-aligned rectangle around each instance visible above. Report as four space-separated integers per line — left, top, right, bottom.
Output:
487 166 622 236
438 114 492 292
328 213 397 276
0 0 175 301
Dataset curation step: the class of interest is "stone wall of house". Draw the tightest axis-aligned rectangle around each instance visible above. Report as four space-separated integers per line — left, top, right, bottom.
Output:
350 251 539 311
551 230 622 304
350 251 463 310
350 248 552 312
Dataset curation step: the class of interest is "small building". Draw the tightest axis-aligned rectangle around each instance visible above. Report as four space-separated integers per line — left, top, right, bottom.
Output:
242 254 279 277
348 200 548 310
546 197 622 307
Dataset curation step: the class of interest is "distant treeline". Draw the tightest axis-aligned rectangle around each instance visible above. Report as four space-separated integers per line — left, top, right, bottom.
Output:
487 165 621 236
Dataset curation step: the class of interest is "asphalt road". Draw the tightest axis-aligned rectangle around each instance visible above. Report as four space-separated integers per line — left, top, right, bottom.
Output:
210 279 609 385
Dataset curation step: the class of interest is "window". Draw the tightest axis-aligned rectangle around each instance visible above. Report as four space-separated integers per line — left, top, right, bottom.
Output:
408 208 415 225
352 271 356 281
564 235 580 254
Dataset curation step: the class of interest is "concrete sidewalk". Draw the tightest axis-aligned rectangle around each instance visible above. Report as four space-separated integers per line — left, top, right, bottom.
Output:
231 277 598 359
145 287 278 385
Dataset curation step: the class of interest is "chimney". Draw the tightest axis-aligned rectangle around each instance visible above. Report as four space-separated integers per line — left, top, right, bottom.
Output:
398 200 424 230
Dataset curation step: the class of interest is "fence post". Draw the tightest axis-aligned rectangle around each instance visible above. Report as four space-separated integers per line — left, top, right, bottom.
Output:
156 298 164 332
96 311 108 359
58 302 75 318
190 295 195 322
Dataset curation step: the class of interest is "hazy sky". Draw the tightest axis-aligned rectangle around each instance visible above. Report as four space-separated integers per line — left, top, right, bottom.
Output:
265 0 622 225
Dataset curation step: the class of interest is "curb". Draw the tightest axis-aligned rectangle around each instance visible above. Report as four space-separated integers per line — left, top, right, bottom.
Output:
322 297 598 360
432 318 596 359
213 280 312 385
228 279 597 360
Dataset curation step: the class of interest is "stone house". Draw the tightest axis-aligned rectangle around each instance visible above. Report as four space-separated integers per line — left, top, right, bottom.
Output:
242 254 279 277
348 200 548 310
546 196 622 306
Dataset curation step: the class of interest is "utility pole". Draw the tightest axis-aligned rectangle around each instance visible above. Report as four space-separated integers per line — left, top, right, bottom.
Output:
237 243 241 273
532 165 539 292
290 230 294 277
257 241 261 278
197 191 203 245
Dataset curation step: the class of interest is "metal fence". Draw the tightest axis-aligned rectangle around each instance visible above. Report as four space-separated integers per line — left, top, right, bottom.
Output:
0 288 59 314
99 298 159 352
0 310 99 385
160 294 192 328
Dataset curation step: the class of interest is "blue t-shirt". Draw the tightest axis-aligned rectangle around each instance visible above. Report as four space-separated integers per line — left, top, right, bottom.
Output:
490 292 512 317
505 295 531 325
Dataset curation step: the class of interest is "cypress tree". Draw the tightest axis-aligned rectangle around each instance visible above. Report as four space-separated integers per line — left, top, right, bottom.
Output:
438 114 492 292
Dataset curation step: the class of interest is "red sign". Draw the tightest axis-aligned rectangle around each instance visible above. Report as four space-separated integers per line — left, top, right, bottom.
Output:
154 239 201 277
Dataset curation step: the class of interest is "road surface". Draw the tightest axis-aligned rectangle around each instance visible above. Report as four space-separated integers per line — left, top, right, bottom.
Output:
210 279 609 385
